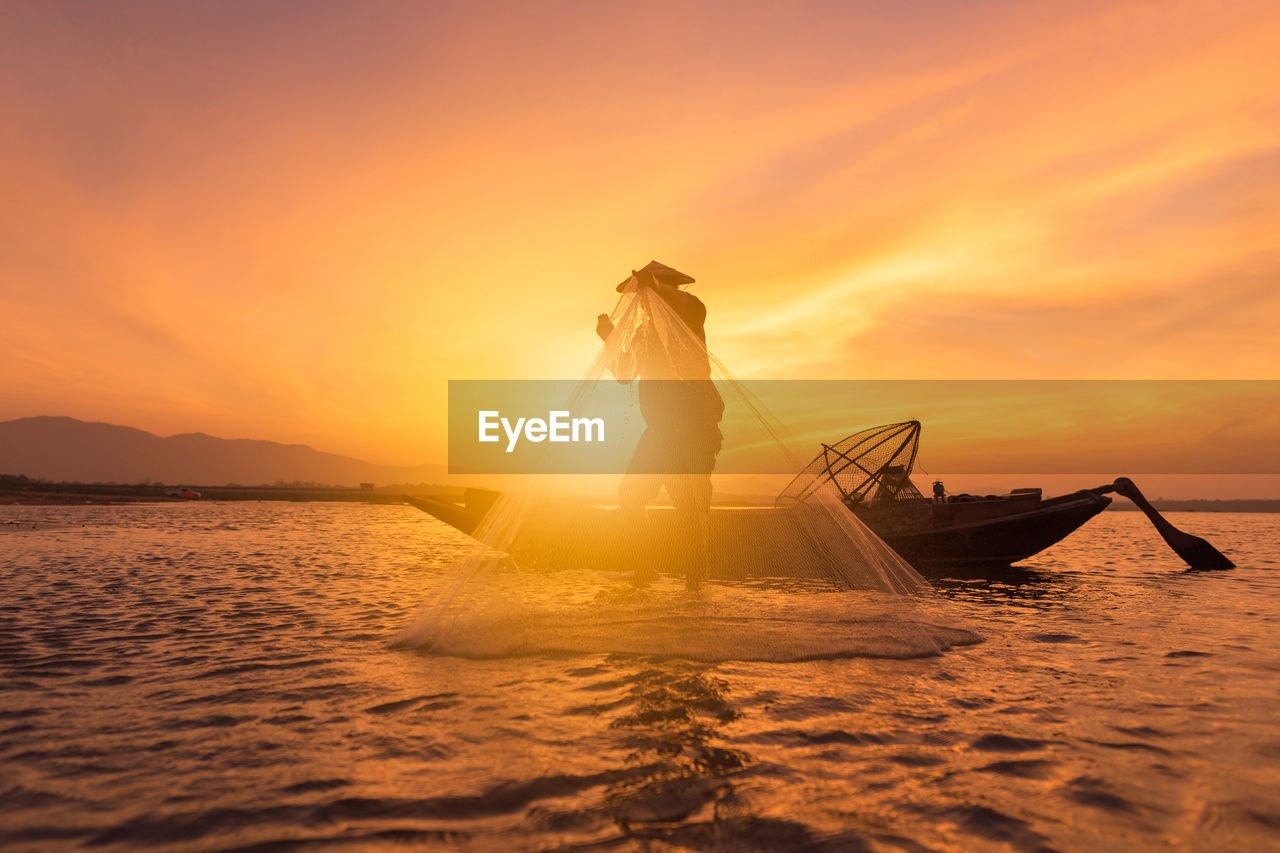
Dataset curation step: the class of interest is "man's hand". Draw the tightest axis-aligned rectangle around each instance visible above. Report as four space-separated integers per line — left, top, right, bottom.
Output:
596 313 614 341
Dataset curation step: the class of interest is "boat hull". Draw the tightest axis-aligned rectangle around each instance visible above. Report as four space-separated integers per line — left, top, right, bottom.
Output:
403 487 1110 577
403 493 834 579
867 491 1111 568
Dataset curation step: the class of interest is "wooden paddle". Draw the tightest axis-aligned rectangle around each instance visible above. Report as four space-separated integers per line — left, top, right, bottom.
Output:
1111 477 1235 571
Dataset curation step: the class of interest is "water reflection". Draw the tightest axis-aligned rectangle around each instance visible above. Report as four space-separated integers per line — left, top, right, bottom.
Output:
605 661 746 835
930 564 1081 608
600 660 899 849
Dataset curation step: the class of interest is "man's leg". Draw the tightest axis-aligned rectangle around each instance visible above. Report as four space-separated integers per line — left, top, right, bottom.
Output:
619 429 664 581
620 429 664 514
667 473 713 589
619 472 663 516
674 426 720 588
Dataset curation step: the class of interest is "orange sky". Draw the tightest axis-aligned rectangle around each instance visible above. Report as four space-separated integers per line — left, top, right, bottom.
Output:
1 0 1277 466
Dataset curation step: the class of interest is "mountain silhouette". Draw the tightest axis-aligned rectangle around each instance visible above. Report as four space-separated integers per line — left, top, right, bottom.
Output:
0 416 445 486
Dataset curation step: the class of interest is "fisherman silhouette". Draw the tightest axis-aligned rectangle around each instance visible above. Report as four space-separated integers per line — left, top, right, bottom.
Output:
596 261 724 588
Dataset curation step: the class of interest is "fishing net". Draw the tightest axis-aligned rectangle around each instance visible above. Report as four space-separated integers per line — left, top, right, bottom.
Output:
777 421 925 511
395 272 974 658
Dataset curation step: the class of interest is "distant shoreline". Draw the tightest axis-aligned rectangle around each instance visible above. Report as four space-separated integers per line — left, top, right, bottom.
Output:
1 481 1277 512
1105 499 1280 513
0 481 461 506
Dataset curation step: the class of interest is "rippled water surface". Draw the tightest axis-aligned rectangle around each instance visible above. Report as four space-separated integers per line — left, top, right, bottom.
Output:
2 502 1278 851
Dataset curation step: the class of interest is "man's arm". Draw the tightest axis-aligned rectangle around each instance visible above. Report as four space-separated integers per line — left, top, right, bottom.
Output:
596 313 637 383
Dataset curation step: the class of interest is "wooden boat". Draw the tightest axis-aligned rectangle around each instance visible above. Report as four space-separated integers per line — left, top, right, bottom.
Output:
403 422 1111 576
780 421 1111 570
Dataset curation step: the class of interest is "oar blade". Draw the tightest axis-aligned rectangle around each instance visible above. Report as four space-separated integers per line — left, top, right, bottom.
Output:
1175 536 1236 571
